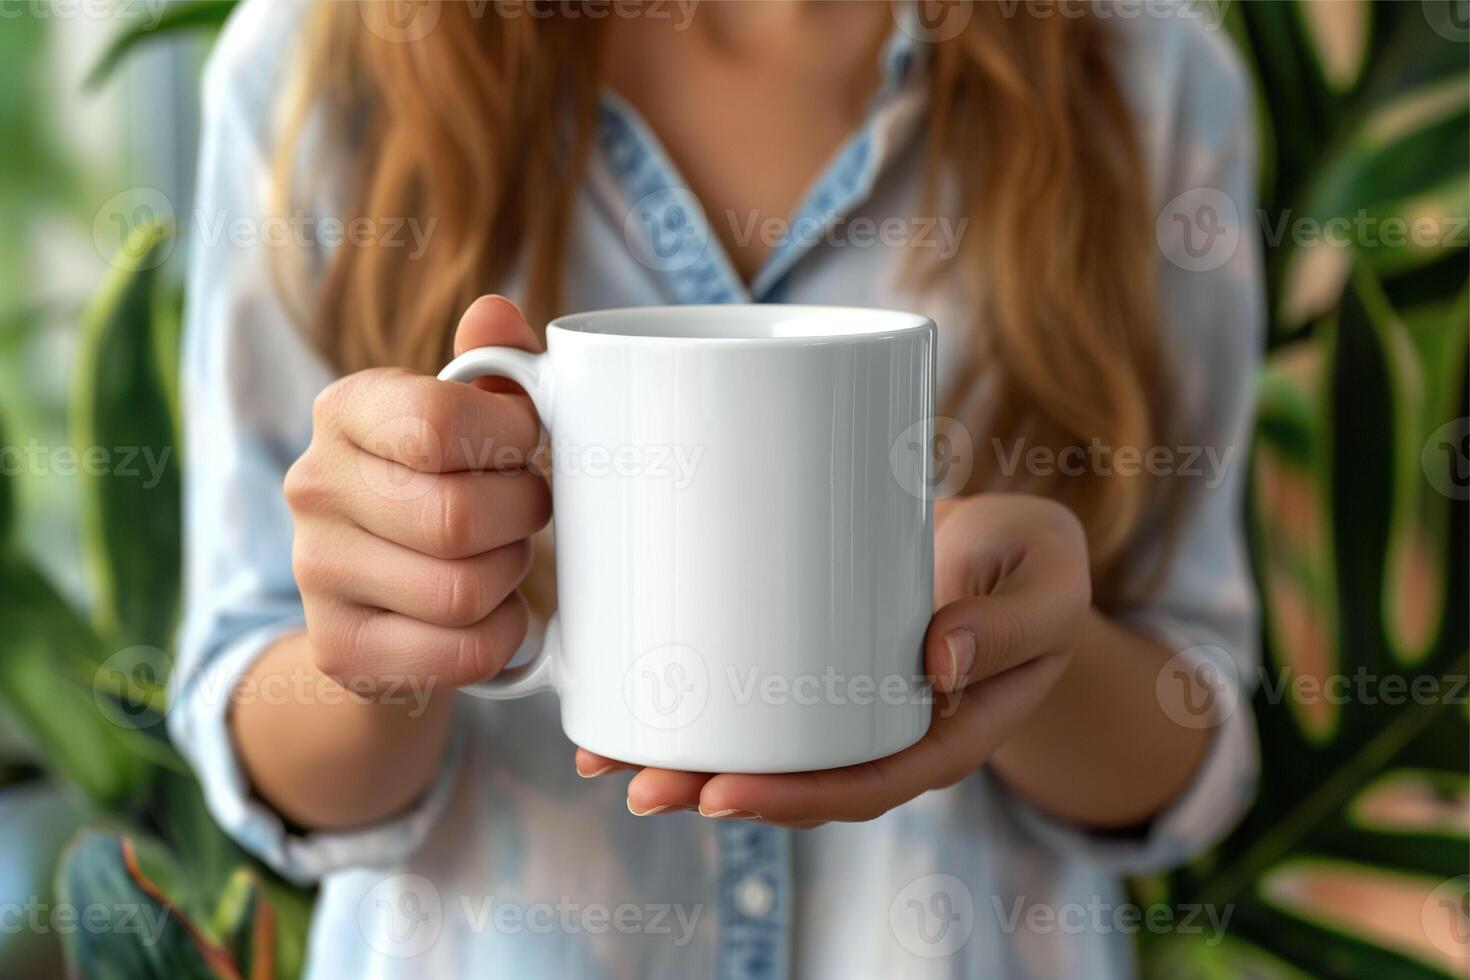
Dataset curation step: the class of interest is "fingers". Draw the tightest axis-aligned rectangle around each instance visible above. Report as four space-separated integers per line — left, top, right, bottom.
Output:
926 509 1091 693
295 523 533 628
572 751 715 816
693 655 1067 825
573 752 717 820
307 590 530 690
578 662 1054 824
358 455 551 558
291 449 551 559
321 369 542 473
453 295 544 396
454 295 541 358
626 768 714 816
574 749 637 779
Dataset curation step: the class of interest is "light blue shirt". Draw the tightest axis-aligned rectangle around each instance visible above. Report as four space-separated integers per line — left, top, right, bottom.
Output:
169 2 1265 977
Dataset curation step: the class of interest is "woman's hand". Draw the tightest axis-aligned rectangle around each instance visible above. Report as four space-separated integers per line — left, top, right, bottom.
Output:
577 494 1093 827
233 296 548 830
284 296 550 695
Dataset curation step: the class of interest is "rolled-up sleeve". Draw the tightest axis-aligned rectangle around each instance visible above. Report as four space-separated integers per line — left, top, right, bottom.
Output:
166 0 460 884
1007 22 1265 875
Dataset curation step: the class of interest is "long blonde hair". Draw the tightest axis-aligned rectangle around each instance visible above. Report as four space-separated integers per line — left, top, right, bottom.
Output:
274 1 1173 607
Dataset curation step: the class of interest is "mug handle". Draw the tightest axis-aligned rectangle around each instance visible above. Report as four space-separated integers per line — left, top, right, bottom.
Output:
436 347 558 700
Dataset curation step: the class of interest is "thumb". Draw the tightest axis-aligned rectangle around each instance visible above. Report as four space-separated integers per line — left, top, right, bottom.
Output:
453 295 543 395
923 542 1088 694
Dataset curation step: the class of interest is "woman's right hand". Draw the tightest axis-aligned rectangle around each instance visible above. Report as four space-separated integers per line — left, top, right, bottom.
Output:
283 296 550 697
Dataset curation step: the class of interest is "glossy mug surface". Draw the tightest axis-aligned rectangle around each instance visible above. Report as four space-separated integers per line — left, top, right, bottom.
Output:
438 305 935 773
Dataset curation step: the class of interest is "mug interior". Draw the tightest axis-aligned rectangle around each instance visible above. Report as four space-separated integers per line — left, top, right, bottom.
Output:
550 304 929 341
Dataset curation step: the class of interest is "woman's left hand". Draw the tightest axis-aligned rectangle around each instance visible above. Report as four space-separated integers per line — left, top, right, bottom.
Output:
576 493 1094 827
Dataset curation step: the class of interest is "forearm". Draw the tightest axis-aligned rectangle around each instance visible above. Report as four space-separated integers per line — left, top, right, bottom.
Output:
987 610 1212 828
230 631 456 831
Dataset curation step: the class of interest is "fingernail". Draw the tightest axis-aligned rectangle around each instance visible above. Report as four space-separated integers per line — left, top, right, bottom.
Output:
578 764 616 778
699 808 761 820
627 800 694 817
944 628 977 690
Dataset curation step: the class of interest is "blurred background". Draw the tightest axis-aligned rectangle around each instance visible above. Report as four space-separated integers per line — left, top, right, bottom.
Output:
0 1 1465 977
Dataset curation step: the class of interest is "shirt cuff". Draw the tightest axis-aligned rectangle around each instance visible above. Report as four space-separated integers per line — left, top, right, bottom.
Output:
167 622 465 885
1003 630 1260 876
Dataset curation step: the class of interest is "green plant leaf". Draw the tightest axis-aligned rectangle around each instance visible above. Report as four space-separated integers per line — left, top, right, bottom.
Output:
0 555 155 812
71 220 183 651
1238 0 1339 211
85 0 240 90
213 868 281 980
56 829 249 980
1252 338 1343 743
1307 75 1470 264
1346 266 1466 663
1294 0 1372 94
0 411 13 548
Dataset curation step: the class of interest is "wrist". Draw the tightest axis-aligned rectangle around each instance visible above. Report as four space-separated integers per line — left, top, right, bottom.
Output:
230 632 457 830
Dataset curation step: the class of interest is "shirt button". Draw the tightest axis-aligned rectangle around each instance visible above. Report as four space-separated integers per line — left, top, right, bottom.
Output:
734 873 775 920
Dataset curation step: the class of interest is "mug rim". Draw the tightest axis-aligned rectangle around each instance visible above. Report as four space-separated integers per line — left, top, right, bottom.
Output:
547 304 932 345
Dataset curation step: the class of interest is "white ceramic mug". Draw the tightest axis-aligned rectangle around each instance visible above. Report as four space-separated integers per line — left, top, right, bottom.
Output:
437 305 935 773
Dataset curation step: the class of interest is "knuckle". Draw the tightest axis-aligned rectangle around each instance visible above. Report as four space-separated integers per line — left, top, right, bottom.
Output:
438 561 486 627
312 607 364 681
427 481 476 557
290 537 333 594
507 538 535 584
312 376 353 429
527 476 553 531
453 626 499 684
980 607 1030 672
411 384 460 450
458 594 529 682
987 605 1034 667
282 454 322 513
